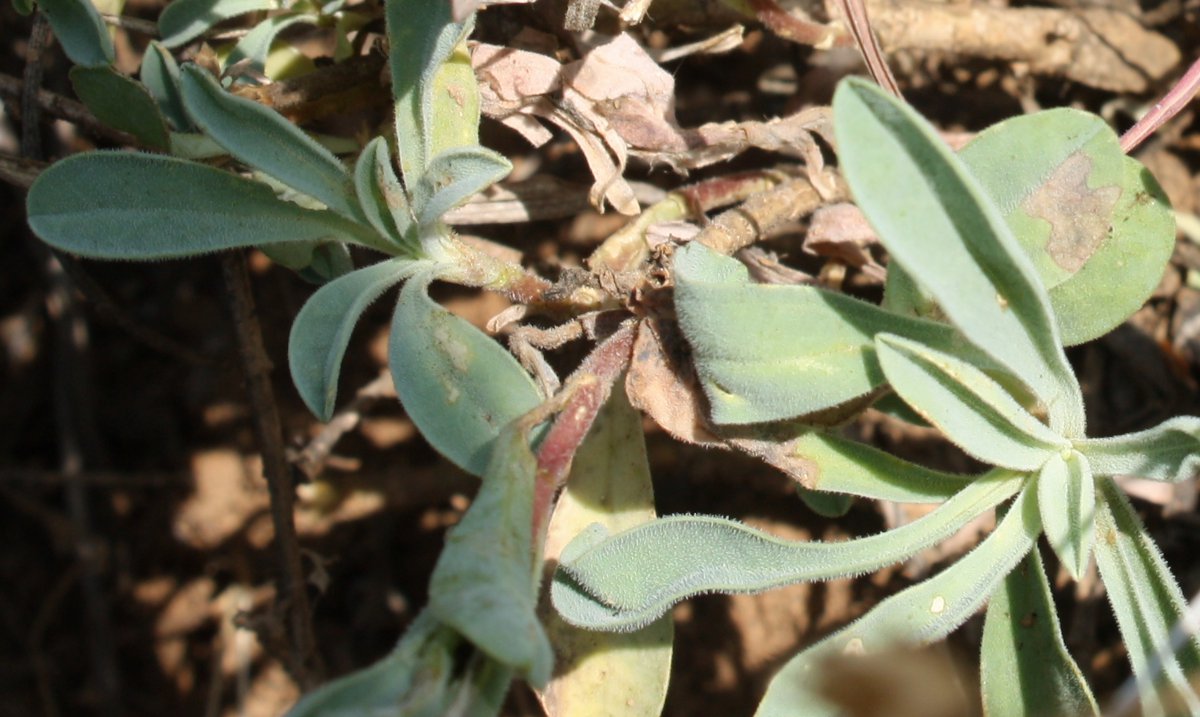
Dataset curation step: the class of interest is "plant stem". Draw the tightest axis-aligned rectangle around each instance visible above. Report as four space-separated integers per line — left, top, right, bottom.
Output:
220 251 324 690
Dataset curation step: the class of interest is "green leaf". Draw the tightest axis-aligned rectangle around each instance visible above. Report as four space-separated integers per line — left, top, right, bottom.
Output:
26 152 384 258
285 610 512 717
13 0 34 16
980 545 1100 717
386 0 472 182
552 470 1022 631
389 272 543 477
796 487 853 518
140 41 192 132
961 109 1124 289
1037 449 1095 581
168 131 227 158
1077 416 1200 482
754 484 1041 717
875 334 1066 471
672 241 1003 425
429 425 553 687
289 258 423 421
412 146 511 227
961 111 1175 346
1094 478 1200 717
38 0 114 67
69 66 171 150
353 137 415 250
833 77 1084 437
158 0 276 48
226 13 314 74
789 432 974 503
179 65 363 222
296 242 353 284
539 386 672 717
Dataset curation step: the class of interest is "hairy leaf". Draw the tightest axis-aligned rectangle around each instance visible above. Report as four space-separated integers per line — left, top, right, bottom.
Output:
289 258 424 421
69 66 171 150
353 137 415 250
552 471 1022 631
26 152 382 258
285 610 512 717
875 334 1066 470
180 65 363 222
1037 449 1095 581
429 426 553 687
140 42 192 132
834 77 1084 437
1094 478 1200 717
386 0 472 182
672 241 1001 425
38 0 114 67
539 387 672 717
226 13 314 74
389 272 542 477
754 485 1040 717
981 546 1099 717
158 0 276 48
412 146 511 227
789 432 973 503
961 112 1175 346
1077 416 1200 482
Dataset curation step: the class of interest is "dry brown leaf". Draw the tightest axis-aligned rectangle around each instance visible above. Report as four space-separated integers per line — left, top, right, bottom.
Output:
473 33 835 214
625 316 725 447
806 202 885 279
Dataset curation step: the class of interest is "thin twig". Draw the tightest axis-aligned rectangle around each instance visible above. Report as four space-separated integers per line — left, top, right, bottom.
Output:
833 0 902 97
1120 55 1200 153
291 371 396 481
99 12 159 36
695 174 840 256
24 14 122 715
220 250 323 689
0 72 141 146
0 150 45 189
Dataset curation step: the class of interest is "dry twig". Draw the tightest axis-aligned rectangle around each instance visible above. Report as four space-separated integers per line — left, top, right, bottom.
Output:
220 251 323 689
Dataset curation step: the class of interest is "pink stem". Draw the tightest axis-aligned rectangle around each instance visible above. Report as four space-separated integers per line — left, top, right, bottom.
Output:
1121 55 1200 154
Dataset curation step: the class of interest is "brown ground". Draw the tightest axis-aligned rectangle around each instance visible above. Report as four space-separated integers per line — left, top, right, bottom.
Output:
3 1 1200 715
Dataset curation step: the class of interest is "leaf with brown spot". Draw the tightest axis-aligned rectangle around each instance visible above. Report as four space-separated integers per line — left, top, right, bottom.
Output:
959 109 1174 345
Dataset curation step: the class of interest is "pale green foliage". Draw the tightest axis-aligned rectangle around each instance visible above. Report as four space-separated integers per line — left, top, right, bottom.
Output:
540 389 672 717
69 65 171 150
875 334 1067 470
389 272 542 476
673 242 995 424
429 425 553 687
139 42 192 132
179 65 365 223
22 2 1200 714
26 152 377 257
551 472 1022 631
980 547 1099 717
37 0 114 67
157 0 277 48
554 77 1198 716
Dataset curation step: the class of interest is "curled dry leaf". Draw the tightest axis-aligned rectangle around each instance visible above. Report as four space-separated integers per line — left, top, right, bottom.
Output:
626 316 725 447
473 32 835 214
806 202 885 280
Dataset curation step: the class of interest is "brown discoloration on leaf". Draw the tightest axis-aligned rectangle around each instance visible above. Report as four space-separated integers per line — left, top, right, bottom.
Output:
1021 152 1121 273
626 316 725 447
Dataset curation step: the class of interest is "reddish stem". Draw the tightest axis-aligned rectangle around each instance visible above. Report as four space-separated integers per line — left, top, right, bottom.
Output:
530 324 636 541
1120 55 1200 153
